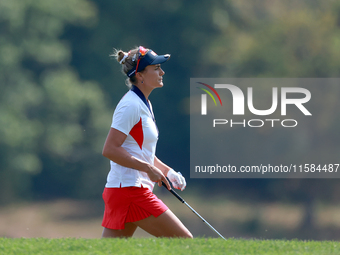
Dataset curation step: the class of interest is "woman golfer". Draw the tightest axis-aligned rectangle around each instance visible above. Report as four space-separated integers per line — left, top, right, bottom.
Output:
101 46 193 238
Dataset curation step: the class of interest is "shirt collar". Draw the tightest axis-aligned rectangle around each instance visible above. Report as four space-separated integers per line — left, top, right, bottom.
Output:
131 85 149 107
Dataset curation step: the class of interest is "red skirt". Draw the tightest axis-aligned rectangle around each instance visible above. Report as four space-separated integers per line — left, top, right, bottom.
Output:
102 186 168 230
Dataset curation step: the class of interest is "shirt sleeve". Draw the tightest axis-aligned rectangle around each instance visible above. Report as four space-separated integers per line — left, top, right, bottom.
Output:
111 99 141 135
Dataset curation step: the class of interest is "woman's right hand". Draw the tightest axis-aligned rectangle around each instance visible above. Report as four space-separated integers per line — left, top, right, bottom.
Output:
145 164 171 190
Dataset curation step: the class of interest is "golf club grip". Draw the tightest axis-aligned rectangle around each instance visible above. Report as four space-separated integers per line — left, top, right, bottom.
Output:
161 181 185 203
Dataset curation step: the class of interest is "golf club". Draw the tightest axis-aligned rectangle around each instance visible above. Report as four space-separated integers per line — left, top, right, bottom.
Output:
162 182 226 240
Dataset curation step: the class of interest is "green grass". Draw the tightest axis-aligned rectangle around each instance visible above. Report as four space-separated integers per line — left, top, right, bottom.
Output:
0 238 339 255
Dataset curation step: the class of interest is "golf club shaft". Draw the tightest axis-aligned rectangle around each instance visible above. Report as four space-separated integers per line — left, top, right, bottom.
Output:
162 182 226 240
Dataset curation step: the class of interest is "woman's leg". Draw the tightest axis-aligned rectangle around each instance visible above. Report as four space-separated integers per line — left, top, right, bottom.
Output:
133 209 193 238
102 222 137 238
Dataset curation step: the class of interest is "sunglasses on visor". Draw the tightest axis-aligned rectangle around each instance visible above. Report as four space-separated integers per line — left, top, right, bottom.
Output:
135 46 149 74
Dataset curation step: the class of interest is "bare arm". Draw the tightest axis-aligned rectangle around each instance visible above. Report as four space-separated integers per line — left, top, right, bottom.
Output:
102 128 171 189
154 156 171 177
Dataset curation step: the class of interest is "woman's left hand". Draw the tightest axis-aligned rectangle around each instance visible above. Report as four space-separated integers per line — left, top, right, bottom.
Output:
167 169 186 191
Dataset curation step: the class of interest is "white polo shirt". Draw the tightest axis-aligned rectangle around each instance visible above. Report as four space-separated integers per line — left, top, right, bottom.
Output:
105 87 159 191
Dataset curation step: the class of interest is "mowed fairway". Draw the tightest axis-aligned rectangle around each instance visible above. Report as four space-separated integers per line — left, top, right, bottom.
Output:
0 238 339 255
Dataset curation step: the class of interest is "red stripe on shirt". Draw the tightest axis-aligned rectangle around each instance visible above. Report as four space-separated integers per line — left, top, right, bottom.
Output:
129 117 143 149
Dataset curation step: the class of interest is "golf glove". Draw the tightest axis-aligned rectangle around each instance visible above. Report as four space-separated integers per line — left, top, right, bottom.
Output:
167 169 186 191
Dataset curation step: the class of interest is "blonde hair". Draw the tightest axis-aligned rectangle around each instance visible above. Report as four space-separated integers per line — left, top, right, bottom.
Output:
111 47 141 88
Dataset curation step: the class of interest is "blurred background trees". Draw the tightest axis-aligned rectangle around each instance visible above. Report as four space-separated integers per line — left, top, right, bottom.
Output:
0 0 340 238
0 0 110 202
